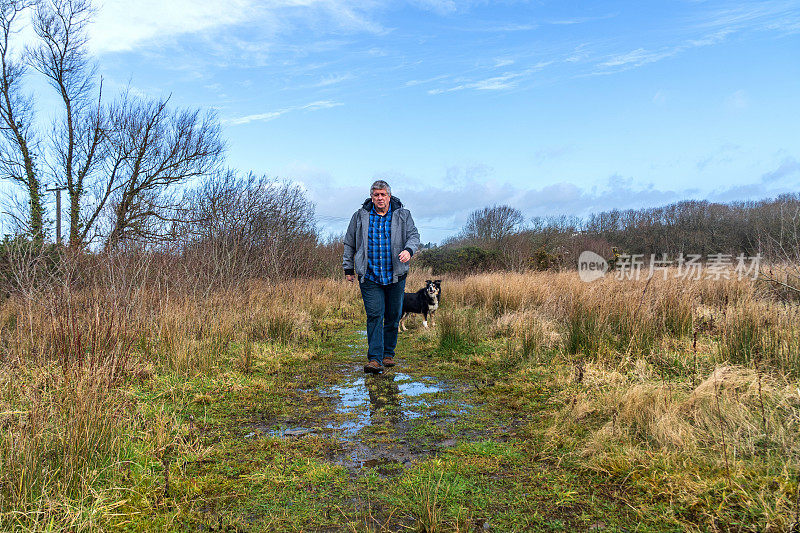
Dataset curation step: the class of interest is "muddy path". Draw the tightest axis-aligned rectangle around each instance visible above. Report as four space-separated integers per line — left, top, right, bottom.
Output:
165 325 637 532
263 370 473 474
252 332 481 477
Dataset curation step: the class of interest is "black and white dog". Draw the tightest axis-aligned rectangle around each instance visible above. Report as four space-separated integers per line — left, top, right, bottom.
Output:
399 280 442 331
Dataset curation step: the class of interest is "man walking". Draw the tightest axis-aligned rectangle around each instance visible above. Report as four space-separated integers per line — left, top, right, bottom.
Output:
343 181 420 374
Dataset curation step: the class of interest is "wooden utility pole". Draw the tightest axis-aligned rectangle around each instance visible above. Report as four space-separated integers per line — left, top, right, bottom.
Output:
47 187 67 245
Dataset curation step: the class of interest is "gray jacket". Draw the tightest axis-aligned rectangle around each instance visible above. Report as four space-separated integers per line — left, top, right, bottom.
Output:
342 196 420 283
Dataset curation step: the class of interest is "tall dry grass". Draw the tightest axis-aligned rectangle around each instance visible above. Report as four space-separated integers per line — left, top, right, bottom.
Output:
0 365 131 527
1 251 798 530
0 249 363 529
437 270 798 367
430 269 798 530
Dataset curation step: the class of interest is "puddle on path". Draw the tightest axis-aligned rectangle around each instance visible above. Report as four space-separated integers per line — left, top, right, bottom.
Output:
322 369 470 473
324 371 445 438
257 364 474 475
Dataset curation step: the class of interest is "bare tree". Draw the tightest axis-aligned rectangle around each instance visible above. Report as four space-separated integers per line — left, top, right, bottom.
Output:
462 204 524 243
0 0 44 241
182 170 318 283
102 95 223 250
30 0 106 247
759 198 800 299
1 0 223 249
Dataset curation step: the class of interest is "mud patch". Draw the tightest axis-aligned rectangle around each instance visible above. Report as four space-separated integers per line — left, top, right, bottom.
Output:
324 371 446 436
257 367 475 476
323 370 472 474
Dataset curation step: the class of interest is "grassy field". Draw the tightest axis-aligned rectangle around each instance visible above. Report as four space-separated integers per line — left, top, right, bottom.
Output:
0 268 798 531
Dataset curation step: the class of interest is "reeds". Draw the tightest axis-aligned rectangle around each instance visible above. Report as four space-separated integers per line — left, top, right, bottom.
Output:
0 352 131 527
394 460 474 533
718 299 800 376
437 309 484 355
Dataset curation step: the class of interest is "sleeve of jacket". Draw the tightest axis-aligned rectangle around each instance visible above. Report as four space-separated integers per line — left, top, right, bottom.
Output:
403 211 421 257
342 211 358 275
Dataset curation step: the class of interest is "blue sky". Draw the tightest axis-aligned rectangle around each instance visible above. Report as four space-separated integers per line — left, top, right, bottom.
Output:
14 0 800 242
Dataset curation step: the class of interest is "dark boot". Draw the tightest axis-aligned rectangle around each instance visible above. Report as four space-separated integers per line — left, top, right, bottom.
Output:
364 360 382 374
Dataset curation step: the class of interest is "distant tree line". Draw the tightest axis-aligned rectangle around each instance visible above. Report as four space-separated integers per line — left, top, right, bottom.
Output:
419 194 800 275
579 195 799 258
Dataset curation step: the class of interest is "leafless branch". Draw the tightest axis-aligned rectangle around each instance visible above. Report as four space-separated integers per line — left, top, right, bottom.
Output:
102 93 223 250
0 0 44 240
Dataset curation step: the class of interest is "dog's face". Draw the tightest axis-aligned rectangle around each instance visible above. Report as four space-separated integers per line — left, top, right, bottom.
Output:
425 279 442 299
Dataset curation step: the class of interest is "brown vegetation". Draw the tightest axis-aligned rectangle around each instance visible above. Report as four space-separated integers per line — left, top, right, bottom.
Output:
0 253 798 529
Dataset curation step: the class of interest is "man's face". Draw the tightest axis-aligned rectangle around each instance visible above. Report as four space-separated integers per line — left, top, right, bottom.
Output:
371 189 390 212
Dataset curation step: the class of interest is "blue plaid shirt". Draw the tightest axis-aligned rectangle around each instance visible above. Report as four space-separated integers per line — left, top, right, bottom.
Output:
365 204 393 285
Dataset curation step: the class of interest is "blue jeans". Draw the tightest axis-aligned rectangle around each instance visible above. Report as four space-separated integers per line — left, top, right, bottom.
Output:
359 275 406 364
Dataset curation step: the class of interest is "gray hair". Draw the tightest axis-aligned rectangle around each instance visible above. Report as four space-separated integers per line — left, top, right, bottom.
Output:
370 180 391 196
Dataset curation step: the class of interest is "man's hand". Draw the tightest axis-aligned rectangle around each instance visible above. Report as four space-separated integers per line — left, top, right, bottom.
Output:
399 250 411 263
346 274 355 282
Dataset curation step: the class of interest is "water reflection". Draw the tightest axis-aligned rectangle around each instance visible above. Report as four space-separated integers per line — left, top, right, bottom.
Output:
365 373 401 424
325 372 449 437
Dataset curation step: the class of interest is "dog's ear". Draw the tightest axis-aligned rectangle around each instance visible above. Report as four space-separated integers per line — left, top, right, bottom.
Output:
434 279 441 285
425 279 432 284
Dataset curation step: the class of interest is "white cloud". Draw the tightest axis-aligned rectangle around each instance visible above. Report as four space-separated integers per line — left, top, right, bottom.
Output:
311 73 355 87
760 156 800 183
600 47 678 68
590 2 800 76
405 74 451 87
695 1 800 35
492 23 537 32
547 13 618 25
725 89 749 110
90 0 256 53
89 0 387 55
687 28 735 47
533 145 574 163
565 43 592 63
471 74 520 91
427 85 462 95
226 110 283 125
454 23 537 33
225 100 342 125
696 143 741 171
427 62 551 94
304 100 344 110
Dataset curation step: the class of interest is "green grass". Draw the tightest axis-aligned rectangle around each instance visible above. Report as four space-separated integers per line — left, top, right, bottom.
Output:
437 309 483 355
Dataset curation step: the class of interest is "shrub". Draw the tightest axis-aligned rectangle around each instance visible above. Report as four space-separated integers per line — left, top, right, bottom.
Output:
417 246 501 276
